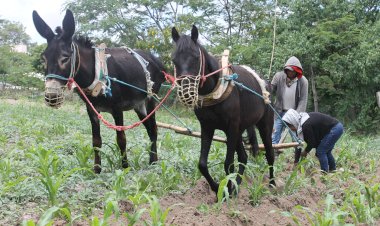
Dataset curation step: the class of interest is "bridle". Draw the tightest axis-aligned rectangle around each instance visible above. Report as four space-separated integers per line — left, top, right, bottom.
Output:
45 42 81 89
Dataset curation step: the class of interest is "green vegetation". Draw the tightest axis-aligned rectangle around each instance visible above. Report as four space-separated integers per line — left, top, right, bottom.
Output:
0 97 379 225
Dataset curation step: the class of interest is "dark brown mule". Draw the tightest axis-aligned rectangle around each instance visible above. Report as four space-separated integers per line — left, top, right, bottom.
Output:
171 25 276 194
33 9 166 173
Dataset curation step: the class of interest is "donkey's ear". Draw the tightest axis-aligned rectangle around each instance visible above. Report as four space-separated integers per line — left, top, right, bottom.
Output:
32 10 54 42
62 9 75 41
172 27 180 42
191 25 198 43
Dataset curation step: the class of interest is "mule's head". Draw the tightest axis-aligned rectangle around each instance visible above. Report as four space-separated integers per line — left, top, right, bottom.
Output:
171 25 202 78
33 9 76 108
171 25 204 107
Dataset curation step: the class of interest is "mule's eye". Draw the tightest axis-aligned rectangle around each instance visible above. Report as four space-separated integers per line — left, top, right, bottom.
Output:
60 57 70 65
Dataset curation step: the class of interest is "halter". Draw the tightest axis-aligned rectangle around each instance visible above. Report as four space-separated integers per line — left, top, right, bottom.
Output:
175 48 206 108
44 43 80 108
175 48 232 108
45 42 80 85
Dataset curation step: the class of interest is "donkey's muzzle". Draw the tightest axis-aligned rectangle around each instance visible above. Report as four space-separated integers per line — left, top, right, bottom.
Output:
176 75 200 108
45 87 65 108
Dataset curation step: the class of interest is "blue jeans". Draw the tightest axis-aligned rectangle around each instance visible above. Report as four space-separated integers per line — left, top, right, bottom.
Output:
272 112 286 144
316 122 344 172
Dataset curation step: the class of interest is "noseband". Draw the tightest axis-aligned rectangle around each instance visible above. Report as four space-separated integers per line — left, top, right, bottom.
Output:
44 43 80 108
175 48 206 108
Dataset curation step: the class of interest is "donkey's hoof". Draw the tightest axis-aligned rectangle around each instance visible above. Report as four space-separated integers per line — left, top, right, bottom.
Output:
122 161 129 169
269 180 276 188
94 165 102 174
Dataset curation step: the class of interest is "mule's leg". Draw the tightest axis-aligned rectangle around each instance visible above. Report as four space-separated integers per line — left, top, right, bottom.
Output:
112 110 128 168
236 135 248 185
134 99 158 164
87 106 102 173
224 124 241 194
246 125 259 157
257 118 276 187
198 125 219 192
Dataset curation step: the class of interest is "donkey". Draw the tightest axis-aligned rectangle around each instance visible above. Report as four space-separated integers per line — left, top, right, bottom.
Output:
171 25 276 194
33 9 166 173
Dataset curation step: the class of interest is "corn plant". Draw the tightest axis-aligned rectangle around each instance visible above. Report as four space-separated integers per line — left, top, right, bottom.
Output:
90 200 120 226
345 183 380 224
143 194 173 226
282 194 348 226
108 168 131 201
217 173 239 208
283 160 308 195
21 205 79 226
74 145 94 170
27 147 82 206
243 164 270 206
124 208 146 226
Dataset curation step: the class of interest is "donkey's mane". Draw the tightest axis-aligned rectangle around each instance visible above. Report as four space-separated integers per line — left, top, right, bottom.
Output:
73 35 94 48
53 26 93 48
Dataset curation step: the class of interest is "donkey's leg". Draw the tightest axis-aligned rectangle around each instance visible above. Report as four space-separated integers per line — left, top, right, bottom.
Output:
236 134 248 185
112 110 128 168
224 123 241 194
198 125 219 193
246 125 259 157
257 118 276 187
87 106 102 174
134 99 158 164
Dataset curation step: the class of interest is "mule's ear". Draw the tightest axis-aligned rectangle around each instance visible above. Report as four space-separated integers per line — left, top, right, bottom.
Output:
172 27 180 42
191 25 198 43
32 10 54 42
62 9 75 41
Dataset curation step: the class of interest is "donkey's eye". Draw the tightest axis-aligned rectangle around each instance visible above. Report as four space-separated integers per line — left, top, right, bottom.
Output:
60 57 70 65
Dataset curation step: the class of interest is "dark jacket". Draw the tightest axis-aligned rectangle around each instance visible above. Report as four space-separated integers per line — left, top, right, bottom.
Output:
302 112 339 153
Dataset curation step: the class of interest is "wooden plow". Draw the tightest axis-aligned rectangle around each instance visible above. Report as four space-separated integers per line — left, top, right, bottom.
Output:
157 121 301 150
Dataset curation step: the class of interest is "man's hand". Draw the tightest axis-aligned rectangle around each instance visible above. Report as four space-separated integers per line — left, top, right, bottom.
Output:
301 150 308 157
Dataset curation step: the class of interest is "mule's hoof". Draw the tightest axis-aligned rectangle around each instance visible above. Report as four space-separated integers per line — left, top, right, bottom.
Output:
149 158 158 165
122 161 129 169
269 180 276 188
94 165 102 174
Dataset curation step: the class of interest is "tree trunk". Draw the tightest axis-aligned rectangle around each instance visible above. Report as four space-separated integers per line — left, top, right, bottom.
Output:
310 65 319 112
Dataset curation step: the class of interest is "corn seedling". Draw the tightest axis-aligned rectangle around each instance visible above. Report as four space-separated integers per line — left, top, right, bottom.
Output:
27 147 83 206
243 164 270 206
217 173 239 208
283 160 308 195
124 208 146 226
90 199 120 226
143 194 173 226
346 183 380 224
282 194 348 226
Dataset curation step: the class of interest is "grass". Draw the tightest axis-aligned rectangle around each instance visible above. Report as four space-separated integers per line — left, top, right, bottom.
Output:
1 95 380 225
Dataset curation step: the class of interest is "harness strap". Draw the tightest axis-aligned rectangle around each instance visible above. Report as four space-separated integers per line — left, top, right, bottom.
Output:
123 47 154 96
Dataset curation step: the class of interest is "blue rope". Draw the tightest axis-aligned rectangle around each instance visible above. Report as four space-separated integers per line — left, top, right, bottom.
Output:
107 76 192 132
45 74 69 81
232 79 303 145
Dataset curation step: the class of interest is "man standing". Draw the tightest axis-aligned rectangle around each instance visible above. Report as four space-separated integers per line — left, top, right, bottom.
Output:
271 56 308 154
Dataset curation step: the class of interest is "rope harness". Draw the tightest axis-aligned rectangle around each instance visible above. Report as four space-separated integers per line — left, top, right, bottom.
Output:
44 43 80 108
44 43 176 131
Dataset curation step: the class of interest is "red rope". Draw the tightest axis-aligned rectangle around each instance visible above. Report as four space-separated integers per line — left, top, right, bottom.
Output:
67 74 176 131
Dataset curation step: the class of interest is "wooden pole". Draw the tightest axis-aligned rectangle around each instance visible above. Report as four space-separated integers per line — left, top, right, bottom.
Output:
156 121 301 150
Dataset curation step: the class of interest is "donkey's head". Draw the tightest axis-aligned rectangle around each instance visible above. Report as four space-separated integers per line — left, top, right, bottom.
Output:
171 25 205 107
33 9 76 108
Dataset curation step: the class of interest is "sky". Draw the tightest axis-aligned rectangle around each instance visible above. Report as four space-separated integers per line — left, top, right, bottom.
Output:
0 0 67 44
